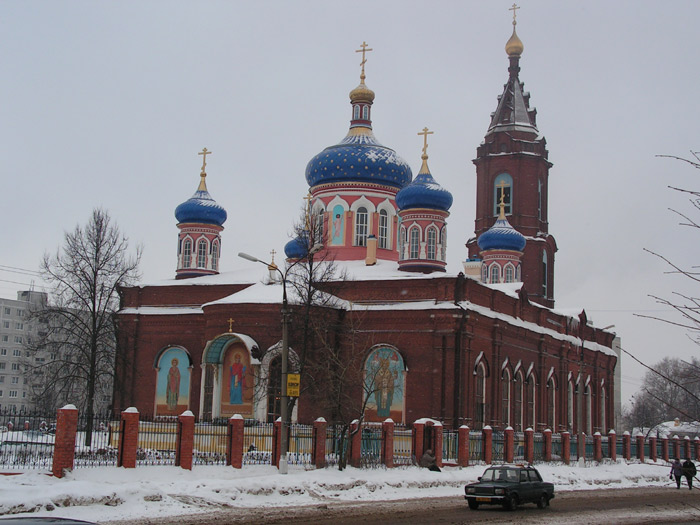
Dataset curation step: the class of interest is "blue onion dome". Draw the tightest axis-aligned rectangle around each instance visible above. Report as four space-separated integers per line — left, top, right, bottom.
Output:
477 206 526 252
305 56 412 189
396 153 453 212
284 232 309 259
175 173 227 227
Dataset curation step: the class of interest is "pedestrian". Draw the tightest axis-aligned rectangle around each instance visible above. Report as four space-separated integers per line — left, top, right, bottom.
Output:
419 449 441 472
682 458 697 490
670 458 683 489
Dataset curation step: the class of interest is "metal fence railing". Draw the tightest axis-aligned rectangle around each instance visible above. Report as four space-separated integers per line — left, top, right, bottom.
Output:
442 430 458 464
533 433 545 462
393 425 412 466
360 424 382 468
469 431 483 463
492 431 504 463
514 432 525 462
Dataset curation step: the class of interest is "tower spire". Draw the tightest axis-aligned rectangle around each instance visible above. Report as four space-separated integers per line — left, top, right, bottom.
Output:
197 148 212 191
417 127 434 174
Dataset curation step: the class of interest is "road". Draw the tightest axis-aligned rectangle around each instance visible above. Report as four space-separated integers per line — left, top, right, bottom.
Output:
119 486 700 525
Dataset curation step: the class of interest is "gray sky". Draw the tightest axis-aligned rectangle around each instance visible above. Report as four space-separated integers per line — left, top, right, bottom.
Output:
1 1 698 408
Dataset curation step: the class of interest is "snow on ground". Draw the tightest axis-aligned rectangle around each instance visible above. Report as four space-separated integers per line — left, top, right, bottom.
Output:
0 461 672 523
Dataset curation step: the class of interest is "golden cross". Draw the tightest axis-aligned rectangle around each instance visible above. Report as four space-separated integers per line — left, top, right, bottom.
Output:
497 179 509 217
198 148 212 174
417 127 434 157
355 41 373 80
509 3 520 24
270 249 276 264
227 317 234 332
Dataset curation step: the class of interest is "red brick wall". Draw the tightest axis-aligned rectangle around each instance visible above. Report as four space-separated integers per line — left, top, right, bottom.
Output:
52 405 78 478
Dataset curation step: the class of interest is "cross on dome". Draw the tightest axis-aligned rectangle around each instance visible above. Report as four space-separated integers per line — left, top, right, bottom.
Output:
355 41 373 82
417 127 434 159
198 147 212 175
509 3 520 25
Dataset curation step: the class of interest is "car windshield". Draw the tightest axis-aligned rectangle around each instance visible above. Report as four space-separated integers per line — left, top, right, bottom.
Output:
482 468 519 482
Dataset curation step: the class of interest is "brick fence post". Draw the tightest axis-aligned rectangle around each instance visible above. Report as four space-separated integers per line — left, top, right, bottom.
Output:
505 427 514 463
562 432 570 465
52 404 79 478
636 433 645 462
227 414 244 468
349 420 362 468
434 422 443 468
483 426 493 464
695 437 700 461
458 425 470 467
622 431 631 461
662 436 669 462
381 419 394 468
118 407 140 469
543 429 552 462
684 436 691 460
593 432 602 462
608 430 616 461
649 436 657 462
412 420 425 464
313 417 327 469
673 435 681 460
525 428 534 464
176 410 195 470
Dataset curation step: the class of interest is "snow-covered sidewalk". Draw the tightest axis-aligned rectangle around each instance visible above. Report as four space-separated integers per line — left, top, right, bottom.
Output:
0 461 673 523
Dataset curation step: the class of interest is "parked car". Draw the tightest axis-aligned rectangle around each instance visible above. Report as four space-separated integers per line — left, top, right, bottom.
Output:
464 465 554 511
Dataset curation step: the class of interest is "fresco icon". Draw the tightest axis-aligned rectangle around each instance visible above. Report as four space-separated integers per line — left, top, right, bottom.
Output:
365 347 404 422
155 347 190 416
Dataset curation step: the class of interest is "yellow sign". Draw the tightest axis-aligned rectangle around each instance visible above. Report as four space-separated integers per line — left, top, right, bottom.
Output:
287 374 300 397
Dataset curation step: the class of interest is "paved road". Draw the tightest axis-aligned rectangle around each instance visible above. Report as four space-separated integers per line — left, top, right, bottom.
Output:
119 486 700 525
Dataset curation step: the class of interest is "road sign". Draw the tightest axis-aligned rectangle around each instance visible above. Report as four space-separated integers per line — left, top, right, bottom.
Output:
287 373 300 397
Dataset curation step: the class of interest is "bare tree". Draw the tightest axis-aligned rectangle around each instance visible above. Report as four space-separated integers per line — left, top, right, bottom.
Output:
27 209 140 445
637 151 700 344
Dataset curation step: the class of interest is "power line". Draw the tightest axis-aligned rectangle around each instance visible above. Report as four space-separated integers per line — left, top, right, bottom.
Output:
0 264 41 276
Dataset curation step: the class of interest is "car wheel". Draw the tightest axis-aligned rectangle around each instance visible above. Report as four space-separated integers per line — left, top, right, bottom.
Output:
537 493 548 509
468 499 479 510
504 494 517 511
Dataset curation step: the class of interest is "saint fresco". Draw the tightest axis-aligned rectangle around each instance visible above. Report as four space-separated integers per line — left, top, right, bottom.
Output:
364 346 404 423
155 347 190 416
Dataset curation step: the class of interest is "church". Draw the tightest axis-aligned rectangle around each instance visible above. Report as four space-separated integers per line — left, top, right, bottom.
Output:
114 16 618 435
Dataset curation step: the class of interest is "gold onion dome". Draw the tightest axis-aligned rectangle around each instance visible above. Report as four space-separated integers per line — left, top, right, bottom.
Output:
349 81 375 103
505 25 524 57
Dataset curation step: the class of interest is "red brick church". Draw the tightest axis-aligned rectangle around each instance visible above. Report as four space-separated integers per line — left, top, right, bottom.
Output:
115 18 618 435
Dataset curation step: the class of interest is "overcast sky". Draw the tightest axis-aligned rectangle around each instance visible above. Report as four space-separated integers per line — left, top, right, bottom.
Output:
1 1 698 407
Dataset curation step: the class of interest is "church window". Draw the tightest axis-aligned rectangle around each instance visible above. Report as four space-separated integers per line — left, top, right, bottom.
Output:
378 209 389 249
441 226 447 261
362 105 369 120
547 377 556 430
426 227 437 260
475 363 486 429
538 179 543 221
197 240 207 268
600 387 606 433
567 380 574 431
481 263 488 283
493 173 512 215
399 226 406 260
353 105 360 120
513 371 523 431
490 264 500 284
355 207 368 246
315 212 325 244
504 264 515 283
409 227 420 259
502 368 511 427
183 239 192 268
542 251 548 298
211 242 219 271
527 377 536 429
585 384 592 434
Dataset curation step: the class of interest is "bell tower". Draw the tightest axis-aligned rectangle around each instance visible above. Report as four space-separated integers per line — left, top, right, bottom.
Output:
467 5 557 307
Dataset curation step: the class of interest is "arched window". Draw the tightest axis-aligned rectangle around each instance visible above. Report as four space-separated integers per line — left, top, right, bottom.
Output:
585 384 592 434
409 227 420 259
211 242 219 271
505 264 515 283
315 212 325 244
183 239 192 268
475 363 486 429
197 240 207 268
494 173 513 215
513 371 523 431
600 387 606 433
542 251 548 298
441 226 447 261
362 105 369 120
481 263 488 283
378 209 389 249
502 368 511 427
490 264 500 284
528 378 536 429
547 378 556 430
567 381 574 431
399 226 406 260
355 207 368 246
353 105 360 120
426 227 437 260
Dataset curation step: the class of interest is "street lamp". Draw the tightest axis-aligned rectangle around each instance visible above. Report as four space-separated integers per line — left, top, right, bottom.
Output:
238 243 322 474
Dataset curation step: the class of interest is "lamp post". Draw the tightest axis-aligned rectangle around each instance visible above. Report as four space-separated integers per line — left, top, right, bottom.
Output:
238 244 322 474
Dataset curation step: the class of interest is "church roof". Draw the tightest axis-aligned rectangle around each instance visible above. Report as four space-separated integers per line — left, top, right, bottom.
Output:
396 149 452 212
